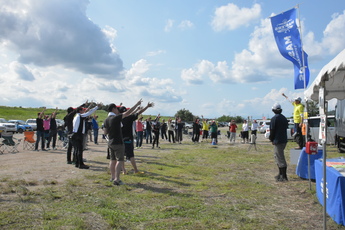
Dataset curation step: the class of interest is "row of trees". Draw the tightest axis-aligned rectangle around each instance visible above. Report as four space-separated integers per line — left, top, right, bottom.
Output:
89 100 324 123
174 101 324 123
174 108 244 123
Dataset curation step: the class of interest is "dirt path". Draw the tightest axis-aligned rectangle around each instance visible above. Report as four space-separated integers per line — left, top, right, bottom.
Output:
0 133 110 185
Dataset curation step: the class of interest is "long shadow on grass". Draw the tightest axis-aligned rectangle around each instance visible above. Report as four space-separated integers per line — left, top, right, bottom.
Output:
144 172 192 187
136 155 161 159
130 182 193 197
140 160 181 170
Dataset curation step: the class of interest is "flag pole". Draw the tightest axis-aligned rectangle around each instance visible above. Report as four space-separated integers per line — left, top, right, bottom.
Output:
296 4 307 90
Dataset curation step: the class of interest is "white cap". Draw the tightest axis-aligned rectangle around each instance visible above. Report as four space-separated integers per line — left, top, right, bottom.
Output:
294 97 302 102
272 103 282 110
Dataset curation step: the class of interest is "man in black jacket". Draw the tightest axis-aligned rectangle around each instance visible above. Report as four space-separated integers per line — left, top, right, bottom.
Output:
35 107 46 151
269 103 289 182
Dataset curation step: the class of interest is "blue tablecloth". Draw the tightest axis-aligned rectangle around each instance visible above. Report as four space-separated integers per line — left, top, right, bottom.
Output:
315 158 345 225
295 147 323 179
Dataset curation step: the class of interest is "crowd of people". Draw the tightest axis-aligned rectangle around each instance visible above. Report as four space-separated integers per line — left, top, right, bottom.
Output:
29 98 302 185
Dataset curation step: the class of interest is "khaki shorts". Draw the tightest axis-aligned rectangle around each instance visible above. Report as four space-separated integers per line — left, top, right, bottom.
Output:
108 144 125 161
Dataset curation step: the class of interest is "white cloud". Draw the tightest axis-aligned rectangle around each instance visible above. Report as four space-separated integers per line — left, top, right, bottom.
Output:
178 20 194 30
146 50 166 57
124 59 183 104
126 59 151 79
181 7 345 93
321 10 345 55
164 19 174 32
211 3 261 31
0 0 123 79
102 25 117 42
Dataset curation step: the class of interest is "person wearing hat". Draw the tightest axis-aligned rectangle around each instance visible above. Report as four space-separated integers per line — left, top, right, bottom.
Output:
103 99 142 185
269 103 289 182
282 93 304 149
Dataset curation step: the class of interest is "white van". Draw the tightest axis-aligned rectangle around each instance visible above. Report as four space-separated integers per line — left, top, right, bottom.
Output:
256 120 270 133
308 115 335 144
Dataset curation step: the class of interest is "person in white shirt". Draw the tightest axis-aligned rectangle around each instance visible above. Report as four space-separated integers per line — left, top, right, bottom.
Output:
241 120 249 143
251 120 259 136
72 103 100 169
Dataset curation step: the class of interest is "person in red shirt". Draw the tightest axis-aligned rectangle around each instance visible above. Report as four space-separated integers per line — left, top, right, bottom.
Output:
229 120 238 143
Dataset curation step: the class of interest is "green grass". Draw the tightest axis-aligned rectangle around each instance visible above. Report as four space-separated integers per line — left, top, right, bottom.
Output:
0 139 344 229
0 106 343 229
0 106 173 126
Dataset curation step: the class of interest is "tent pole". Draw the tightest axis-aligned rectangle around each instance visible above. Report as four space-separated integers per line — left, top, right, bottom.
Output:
320 86 327 230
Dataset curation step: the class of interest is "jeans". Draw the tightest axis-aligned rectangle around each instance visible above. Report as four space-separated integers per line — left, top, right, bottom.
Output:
47 129 57 148
35 130 45 150
145 129 152 143
93 128 99 144
136 131 143 147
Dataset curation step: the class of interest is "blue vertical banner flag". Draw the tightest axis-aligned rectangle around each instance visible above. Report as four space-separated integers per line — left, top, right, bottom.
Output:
270 8 309 89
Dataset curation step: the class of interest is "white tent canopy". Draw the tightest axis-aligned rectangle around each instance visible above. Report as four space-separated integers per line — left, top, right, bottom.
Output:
305 48 345 101
304 48 345 229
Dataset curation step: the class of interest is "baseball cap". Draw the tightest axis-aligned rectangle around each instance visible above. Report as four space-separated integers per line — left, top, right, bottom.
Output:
272 103 282 110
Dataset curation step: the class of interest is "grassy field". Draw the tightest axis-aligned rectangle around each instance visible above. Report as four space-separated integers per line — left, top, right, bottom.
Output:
0 132 345 229
0 106 173 127
1 106 345 229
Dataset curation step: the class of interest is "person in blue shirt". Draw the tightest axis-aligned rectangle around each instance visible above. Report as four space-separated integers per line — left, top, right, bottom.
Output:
92 115 99 145
269 103 289 182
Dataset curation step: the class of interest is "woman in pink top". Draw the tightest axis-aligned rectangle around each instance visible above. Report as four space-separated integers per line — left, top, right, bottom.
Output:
43 115 51 149
136 117 144 148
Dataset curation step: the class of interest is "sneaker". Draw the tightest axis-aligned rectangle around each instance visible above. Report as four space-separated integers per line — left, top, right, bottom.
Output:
67 161 73 164
41 149 47 151
46 148 51 150
113 180 125 186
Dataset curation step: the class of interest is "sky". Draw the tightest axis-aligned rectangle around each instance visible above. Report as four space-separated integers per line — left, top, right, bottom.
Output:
0 0 344 119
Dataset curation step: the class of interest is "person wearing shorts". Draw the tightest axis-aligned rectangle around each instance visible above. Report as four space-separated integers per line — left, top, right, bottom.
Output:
103 100 142 186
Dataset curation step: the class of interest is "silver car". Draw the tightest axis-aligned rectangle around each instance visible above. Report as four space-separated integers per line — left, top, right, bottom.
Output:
0 118 17 133
26 119 37 131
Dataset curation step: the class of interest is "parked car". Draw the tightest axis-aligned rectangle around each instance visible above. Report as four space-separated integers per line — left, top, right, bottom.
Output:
308 115 335 145
264 116 336 144
184 122 192 129
259 121 271 133
264 123 295 140
0 124 6 135
0 118 17 133
55 119 65 129
218 122 228 127
26 119 37 131
8 120 33 133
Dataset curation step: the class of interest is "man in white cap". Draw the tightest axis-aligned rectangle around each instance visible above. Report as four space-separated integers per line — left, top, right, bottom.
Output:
282 93 304 149
269 103 289 182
